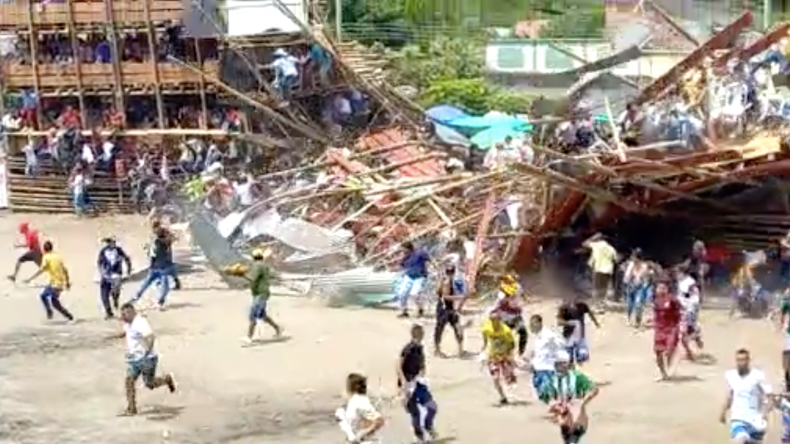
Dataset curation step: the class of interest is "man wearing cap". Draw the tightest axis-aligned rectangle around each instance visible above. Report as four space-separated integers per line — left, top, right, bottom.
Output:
97 236 132 319
538 349 599 444
8 221 42 282
264 48 300 103
223 248 282 345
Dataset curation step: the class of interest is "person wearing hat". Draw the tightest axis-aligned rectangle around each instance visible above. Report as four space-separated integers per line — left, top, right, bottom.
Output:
222 248 282 345
265 48 300 103
8 221 43 282
433 262 466 358
490 273 529 357
538 348 598 444
480 310 516 405
97 236 132 319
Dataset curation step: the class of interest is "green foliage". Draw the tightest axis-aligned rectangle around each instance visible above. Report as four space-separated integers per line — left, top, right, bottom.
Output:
538 3 605 39
385 36 485 89
419 78 533 114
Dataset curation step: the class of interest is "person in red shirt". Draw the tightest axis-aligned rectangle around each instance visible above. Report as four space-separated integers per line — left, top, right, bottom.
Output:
8 222 43 282
653 278 682 381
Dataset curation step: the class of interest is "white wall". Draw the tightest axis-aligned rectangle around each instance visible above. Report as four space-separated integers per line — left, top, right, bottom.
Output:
225 0 306 36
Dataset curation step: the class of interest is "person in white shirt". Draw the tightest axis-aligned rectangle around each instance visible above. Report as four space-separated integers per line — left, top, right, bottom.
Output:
676 268 704 360
109 303 176 416
233 174 255 208
335 373 385 444
720 349 772 444
528 314 563 396
81 143 95 165
22 140 38 176
268 48 300 103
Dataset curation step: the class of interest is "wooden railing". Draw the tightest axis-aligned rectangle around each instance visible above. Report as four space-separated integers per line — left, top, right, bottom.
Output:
1 60 220 88
0 0 185 27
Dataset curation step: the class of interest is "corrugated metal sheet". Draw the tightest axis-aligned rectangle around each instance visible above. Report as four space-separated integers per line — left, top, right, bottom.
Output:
356 128 444 179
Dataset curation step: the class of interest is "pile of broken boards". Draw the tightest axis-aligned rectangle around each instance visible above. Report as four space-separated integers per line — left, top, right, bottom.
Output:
198 125 549 306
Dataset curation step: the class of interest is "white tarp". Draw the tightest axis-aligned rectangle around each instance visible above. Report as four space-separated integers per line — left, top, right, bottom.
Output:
225 0 306 36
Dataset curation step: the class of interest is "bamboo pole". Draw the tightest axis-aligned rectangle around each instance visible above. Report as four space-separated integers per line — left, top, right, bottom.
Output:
24 0 42 129
142 0 165 128
103 0 125 114
349 153 446 179
166 56 330 143
65 0 86 129
364 201 425 255
427 198 453 226
194 38 208 130
380 171 503 210
331 200 378 230
604 97 626 162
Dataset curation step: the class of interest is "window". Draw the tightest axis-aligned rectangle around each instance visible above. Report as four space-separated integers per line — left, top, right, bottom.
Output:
495 46 524 70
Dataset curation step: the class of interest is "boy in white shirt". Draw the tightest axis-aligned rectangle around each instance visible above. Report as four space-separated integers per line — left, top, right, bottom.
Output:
335 373 385 444
720 349 772 444
676 268 704 360
528 314 563 397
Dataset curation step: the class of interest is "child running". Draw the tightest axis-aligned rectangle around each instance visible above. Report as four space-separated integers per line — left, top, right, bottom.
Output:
538 350 599 444
480 311 517 405
676 268 703 361
397 324 438 443
24 240 75 323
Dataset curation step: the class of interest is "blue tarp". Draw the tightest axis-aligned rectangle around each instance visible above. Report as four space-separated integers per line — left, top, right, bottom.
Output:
448 114 527 130
425 105 469 124
470 124 528 150
434 123 471 147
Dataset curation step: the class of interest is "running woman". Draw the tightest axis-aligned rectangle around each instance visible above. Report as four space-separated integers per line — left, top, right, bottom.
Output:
491 274 529 357
8 221 42 282
434 263 465 358
23 240 75 322
622 249 650 328
221 248 282 345
653 279 682 381
720 349 772 444
397 324 438 443
480 311 517 405
676 268 703 361
335 373 385 444
556 294 600 366
97 236 132 319
538 350 599 444
108 303 177 416
529 314 563 397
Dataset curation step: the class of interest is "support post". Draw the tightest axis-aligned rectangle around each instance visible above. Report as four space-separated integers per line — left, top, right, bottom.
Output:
334 0 342 41
103 0 126 115
142 0 165 128
194 38 208 129
66 0 86 129
24 0 42 129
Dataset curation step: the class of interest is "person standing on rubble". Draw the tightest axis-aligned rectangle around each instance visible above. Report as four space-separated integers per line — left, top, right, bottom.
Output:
265 48 300 104
582 233 617 309
396 242 430 318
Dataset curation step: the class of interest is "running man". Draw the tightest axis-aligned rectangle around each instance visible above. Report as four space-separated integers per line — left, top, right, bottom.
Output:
529 314 563 397
491 274 529 357
397 324 438 443
653 279 682 381
622 249 650 328
720 349 772 444
97 236 132 319
108 303 177 416
557 294 600 366
538 350 599 444
23 240 75 322
221 248 282 345
335 373 385 444
396 242 430 318
676 268 703 361
480 311 517 405
433 263 465 358
8 221 42 282
130 226 174 310
582 233 617 307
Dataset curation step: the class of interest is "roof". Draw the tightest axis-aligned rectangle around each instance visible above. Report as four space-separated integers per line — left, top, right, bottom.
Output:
604 8 702 51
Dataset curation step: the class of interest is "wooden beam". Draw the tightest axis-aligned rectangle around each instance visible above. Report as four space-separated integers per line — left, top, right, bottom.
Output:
142 0 165 129
24 0 42 129
65 0 86 129
103 0 125 113
194 38 209 130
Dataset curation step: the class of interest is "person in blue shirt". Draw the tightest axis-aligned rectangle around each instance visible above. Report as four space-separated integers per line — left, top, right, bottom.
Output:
129 226 174 310
97 236 132 319
396 242 430 318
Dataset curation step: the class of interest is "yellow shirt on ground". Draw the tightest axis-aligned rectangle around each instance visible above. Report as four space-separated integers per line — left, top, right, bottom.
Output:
481 319 514 360
588 240 616 275
41 252 67 289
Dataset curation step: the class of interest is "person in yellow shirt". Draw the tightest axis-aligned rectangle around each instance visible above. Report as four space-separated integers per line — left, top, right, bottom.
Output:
583 233 617 305
24 241 74 322
480 311 516 404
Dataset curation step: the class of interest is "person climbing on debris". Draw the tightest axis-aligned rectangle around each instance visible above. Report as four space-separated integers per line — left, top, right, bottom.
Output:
263 48 300 105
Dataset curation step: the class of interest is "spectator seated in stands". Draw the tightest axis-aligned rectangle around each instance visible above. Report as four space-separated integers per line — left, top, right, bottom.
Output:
20 89 39 129
1 111 22 133
57 105 82 131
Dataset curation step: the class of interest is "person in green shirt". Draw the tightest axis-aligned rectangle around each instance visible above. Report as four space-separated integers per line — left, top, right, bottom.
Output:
538 350 599 444
223 248 282 345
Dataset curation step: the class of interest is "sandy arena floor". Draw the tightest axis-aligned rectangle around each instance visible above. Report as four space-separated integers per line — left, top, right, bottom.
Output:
0 214 785 444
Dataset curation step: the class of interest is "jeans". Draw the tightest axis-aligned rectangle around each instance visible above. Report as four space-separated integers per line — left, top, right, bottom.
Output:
274 74 297 100
626 282 650 321
404 381 437 439
40 285 74 320
72 190 88 214
131 268 170 306
395 276 425 312
100 276 122 317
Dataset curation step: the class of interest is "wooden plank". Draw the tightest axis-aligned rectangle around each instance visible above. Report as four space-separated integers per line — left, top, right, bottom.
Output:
0 1 184 27
715 22 790 68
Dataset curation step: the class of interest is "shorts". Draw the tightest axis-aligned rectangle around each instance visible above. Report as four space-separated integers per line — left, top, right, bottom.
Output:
487 358 516 384
654 329 680 354
18 249 42 266
127 355 159 388
566 340 590 363
560 424 586 444
249 296 268 322
532 370 555 394
730 420 765 443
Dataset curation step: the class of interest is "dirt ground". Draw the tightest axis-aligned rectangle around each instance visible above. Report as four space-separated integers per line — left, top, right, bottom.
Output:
0 214 785 444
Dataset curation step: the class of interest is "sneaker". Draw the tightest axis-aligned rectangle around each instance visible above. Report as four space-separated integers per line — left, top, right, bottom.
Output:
157 303 166 311
241 337 254 346
426 429 439 442
165 373 177 393
397 312 409 319
6 275 15 282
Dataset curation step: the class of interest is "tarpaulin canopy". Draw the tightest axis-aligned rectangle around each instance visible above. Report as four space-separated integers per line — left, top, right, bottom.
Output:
448 113 529 131
470 124 529 150
425 104 469 124
434 123 471 147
